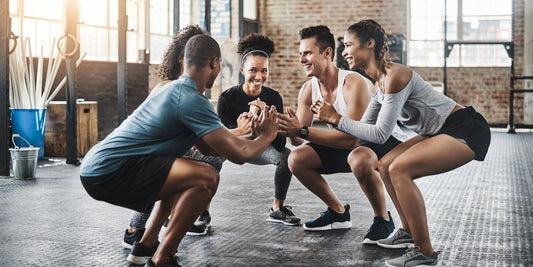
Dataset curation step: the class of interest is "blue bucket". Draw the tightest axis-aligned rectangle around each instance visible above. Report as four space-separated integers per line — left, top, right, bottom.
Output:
10 109 46 159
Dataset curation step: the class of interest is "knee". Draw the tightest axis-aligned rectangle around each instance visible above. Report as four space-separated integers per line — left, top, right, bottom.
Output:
387 161 410 189
348 149 376 182
287 149 306 173
197 165 220 193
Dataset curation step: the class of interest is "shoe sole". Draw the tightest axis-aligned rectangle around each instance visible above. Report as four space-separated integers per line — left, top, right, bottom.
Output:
303 221 352 231
377 241 414 249
267 217 301 226
385 260 439 267
121 241 133 250
186 227 209 236
362 238 379 245
126 254 151 265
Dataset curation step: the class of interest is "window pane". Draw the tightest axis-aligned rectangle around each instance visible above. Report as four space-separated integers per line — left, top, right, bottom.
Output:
80 0 108 27
10 0 18 14
80 26 109 61
127 1 138 30
150 34 172 64
127 31 137 62
463 0 511 16
460 44 511 66
110 29 118 61
408 40 443 67
179 0 190 29
110 0 118 28
462 16 511 41
23 0 63 20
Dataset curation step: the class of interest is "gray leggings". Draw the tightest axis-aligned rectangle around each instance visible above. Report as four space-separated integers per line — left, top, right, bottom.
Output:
129 145 292 229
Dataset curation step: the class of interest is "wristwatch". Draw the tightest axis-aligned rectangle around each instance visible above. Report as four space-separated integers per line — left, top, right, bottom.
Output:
298 125 309 138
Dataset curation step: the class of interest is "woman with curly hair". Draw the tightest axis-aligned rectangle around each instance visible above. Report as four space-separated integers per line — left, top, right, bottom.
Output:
217 33 301 226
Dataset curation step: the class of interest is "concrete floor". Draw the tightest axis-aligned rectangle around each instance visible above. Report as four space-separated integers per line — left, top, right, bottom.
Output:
0 129 532 266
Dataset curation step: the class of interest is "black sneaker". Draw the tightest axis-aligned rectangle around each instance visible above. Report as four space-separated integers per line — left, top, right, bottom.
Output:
303 204 352 231
145 257 181 267
363 211 395 244
127 241 159 265
186 210 211 236
122 228 145 249
268 205 301 226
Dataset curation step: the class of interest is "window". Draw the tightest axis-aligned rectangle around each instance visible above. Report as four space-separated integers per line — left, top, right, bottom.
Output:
149 0 192 64
79 0 139 62
409 0 512 67
9 0 65 58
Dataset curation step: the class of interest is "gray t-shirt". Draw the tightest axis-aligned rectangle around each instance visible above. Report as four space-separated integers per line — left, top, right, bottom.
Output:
80 76 223 176
337 70 456 144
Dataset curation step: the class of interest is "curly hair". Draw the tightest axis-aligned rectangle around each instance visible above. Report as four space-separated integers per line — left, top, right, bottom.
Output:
237 33 275 65
158 25 206 80
347 20 389 74
298 25 335 61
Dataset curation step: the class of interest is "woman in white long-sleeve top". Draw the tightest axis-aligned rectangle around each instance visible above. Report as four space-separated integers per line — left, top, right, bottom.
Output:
312 19 491 267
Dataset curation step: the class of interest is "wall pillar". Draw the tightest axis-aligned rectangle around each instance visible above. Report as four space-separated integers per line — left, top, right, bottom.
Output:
524 0 533 123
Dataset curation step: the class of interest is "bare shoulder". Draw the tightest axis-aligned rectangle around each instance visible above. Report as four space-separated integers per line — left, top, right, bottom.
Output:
343 72 372 94
385 63 413 94
298 79 313 105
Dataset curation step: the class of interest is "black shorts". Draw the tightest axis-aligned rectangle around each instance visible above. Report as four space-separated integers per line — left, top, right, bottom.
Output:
431 106 491 161
306 136 402 174
80 155 175 213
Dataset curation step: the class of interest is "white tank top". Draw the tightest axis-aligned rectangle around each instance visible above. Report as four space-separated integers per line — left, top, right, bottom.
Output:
311 69 372 128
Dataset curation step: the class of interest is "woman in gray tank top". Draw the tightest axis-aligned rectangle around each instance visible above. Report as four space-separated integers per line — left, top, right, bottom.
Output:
311 19 491 267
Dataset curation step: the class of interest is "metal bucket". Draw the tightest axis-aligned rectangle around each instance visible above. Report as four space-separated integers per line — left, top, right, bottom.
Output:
9 134 39 179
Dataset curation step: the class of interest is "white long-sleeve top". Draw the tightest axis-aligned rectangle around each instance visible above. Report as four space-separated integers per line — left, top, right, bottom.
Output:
336 70 456 144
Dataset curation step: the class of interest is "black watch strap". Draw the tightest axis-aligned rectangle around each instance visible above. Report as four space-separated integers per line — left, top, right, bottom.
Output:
299 125 309 138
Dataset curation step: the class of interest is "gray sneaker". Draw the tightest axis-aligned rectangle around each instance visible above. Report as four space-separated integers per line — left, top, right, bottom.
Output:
377 228 414 248
385 246 440 267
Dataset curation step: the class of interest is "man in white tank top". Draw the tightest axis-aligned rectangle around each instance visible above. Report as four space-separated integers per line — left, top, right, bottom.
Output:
278 26 401 243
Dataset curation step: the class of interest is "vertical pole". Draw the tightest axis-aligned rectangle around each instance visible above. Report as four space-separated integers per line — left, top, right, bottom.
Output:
0 1 10 175
117 0 127 124
443 0 448 96
204 0 211 33
238 0 244 84
173 0 180 35
65 0 80 164
508 0 516 133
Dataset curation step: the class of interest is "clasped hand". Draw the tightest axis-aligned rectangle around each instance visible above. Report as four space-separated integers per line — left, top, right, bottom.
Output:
310 100 341 127
251 105 279 140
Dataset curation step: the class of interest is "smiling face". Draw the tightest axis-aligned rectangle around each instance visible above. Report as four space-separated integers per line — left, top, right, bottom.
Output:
342 31 373 70
299 37 329 77
241 54 269 96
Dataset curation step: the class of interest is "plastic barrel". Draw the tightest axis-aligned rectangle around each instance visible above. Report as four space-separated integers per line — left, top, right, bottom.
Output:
10 109 46 159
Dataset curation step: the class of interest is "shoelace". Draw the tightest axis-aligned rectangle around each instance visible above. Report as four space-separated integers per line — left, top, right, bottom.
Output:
280 205 295 216
392 228 407 239
403 246 421 258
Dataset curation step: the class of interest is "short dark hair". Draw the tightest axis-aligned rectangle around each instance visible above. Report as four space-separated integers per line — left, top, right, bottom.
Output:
158 25 205 80
184 34 221 69
299 25 335 61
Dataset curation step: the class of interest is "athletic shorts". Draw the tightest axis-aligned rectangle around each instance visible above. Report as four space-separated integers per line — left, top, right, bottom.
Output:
306 136 402 174
80 155 175 213
431 106 491 161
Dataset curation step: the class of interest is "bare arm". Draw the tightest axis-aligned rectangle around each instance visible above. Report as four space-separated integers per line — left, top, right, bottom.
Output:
278 82 314 146
200 106 278 164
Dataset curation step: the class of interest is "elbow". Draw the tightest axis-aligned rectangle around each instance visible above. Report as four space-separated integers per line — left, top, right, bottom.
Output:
226 155 247 165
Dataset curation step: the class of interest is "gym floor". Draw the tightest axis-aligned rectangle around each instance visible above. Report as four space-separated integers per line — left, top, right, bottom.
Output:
0 129 532 266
